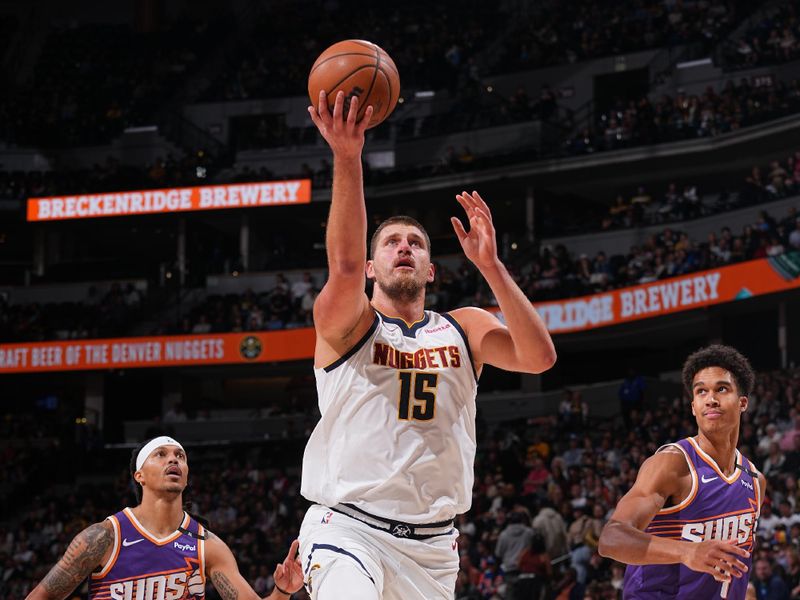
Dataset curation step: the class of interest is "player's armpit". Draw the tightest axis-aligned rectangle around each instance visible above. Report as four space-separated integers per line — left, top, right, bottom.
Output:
313 291 374 367
26 520 114 600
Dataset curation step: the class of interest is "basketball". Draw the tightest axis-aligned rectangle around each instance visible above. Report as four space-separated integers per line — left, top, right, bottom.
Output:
308 40 400 129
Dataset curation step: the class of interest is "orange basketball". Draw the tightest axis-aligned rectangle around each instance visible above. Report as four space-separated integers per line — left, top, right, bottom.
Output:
308 40 400 129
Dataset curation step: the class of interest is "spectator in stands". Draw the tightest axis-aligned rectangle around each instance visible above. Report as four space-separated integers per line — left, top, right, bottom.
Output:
752 558 790 600
590 252 612 288
763 442 787 477
477 555 504 599
290 272 315 309
517 530 552 599
495 509 535 598
566 504 602 585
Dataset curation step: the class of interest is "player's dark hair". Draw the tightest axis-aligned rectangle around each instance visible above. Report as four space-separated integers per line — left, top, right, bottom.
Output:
369 215 431 259
682 344 755 398
130 440 148 504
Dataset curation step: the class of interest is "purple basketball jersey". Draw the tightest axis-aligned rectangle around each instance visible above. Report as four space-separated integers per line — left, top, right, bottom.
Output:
89 508 206 600
623 438 761 600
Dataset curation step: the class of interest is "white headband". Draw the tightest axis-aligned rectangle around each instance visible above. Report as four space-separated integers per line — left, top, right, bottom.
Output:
136 436 185 471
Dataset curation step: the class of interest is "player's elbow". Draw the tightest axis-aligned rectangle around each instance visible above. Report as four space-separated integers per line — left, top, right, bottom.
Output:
541 347 557 371
597 522 621 559
524 347 557 374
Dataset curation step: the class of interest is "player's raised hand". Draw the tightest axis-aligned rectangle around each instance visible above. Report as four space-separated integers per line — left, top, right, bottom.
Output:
272 539 304 595
308 90 373 160
451 191 500 271
681 540 749 582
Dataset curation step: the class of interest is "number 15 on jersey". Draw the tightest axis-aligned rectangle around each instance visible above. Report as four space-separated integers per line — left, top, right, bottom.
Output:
397 371 438 421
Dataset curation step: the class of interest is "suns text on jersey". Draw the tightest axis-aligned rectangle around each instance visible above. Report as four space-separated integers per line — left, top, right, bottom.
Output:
372 342 462 369
680 511 757 545
108 570 203 600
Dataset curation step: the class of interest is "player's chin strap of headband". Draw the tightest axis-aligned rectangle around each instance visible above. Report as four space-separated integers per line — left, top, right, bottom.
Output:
735 462 759 478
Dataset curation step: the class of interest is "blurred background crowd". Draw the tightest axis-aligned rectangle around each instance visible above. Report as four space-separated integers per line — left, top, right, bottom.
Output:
3 0 800 598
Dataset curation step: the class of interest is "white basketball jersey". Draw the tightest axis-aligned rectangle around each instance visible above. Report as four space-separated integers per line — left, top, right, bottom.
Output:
301 309 479 523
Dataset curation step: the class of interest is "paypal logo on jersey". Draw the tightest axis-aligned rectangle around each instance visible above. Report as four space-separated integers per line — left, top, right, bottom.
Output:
174 541 196 552
741 479 754 491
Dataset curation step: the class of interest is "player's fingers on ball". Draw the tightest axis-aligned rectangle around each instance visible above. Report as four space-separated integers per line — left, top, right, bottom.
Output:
357 105 374 133
307 106 320 127
332 90 344 120
346 95 359 124
317 90 329 117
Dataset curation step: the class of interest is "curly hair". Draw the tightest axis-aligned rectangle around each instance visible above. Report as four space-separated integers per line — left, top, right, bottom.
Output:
682 344 755 398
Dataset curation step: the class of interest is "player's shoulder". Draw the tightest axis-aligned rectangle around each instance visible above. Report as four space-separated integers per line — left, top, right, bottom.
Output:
630 446 692 497
82 519 115 539
448 305 493 319
447 306 500 328
642 444 692 476
67 520 116 566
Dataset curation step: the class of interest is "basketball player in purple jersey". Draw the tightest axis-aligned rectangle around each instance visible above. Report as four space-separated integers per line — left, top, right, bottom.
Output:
598 345 766 600
25 436 304 600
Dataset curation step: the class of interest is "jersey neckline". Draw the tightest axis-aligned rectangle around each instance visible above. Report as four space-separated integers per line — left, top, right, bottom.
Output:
376 309 430 337
687 437 743 484
123 507 190 545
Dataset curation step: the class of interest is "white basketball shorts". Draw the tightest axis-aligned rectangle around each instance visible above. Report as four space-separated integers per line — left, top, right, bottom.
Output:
299 504 460 600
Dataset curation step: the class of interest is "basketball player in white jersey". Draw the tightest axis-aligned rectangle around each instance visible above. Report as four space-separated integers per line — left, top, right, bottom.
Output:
301 90 557 599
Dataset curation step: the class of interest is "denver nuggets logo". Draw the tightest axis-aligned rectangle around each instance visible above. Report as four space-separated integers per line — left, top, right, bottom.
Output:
392 524 411 538
306 563 322 595
239 336 262 360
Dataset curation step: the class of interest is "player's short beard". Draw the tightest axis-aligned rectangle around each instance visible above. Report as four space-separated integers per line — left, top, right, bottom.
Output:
376 274 426 303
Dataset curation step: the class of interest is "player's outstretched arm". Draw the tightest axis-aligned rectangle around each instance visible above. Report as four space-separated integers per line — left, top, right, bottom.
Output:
449 191 556 374
598 449 750 583
206 533 303 600
26 521 114 600
308 90 375 361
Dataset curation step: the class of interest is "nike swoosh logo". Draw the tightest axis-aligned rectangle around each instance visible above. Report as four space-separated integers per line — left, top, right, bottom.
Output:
122 538 145 547
701 475 719 483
